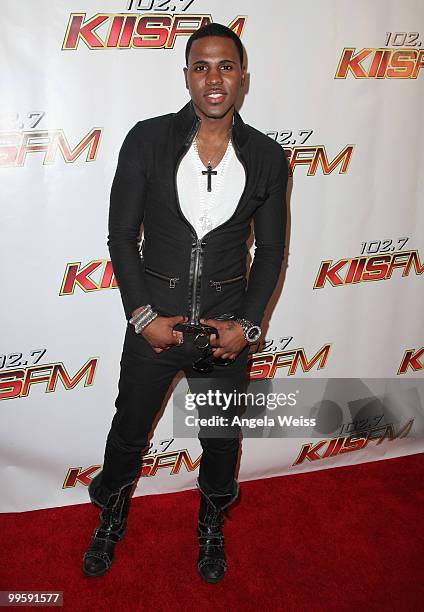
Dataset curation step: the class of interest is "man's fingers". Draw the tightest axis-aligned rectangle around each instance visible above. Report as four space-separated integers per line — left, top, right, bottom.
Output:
212 347 224 357
172 314 188 324
172 330 184 345
201 318 218 330
213 347 237 359
209 333 219 347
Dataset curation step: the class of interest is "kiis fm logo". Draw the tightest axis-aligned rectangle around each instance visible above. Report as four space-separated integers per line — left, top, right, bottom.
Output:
293 419 413 466
398 347 424 375
60 260 117 295
314 238 423 289
62 5 246 50
64 441 201 489
248 344 331 378
0 111 101 168
335 31 424 79
0 349 98 401
267 130 353 176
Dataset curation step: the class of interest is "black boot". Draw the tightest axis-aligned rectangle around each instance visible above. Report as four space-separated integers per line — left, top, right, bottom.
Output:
196 479 239 584
83 475 136 577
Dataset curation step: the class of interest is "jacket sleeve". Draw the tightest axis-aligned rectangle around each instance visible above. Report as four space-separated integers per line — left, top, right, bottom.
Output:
235 147 289 327
107 123 152 321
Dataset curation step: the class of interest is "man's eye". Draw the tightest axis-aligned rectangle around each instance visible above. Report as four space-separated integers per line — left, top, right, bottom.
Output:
221 65 233 70
194 66 206 71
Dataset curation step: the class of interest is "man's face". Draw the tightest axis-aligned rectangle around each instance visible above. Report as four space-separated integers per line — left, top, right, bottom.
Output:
184 35 246 121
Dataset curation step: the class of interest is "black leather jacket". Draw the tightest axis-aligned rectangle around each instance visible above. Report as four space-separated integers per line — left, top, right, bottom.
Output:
108 100 288 327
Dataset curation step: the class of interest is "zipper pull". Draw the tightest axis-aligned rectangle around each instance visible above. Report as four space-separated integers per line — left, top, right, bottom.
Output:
210 281 222 292
169 277 179 289
138 237 145 260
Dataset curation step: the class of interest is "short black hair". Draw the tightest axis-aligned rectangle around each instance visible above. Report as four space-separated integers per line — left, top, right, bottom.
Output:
185 23 244 67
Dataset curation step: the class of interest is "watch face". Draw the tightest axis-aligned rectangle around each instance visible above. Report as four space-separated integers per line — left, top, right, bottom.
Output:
247 326 261 342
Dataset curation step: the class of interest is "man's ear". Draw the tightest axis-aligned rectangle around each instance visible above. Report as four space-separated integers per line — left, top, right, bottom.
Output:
241 67 246 87
183 66 189 89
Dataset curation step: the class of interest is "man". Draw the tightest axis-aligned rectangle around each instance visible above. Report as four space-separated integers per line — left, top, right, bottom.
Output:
83 22 288 583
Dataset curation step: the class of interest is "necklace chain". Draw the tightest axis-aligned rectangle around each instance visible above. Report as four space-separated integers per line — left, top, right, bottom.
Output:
193 132 231 169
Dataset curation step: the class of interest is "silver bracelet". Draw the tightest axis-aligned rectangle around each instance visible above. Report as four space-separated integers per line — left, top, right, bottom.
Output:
129 304 151 324
134 315 157 334
133 315 157 334
129 305 158 334
129 305 154 325
133 309 152 327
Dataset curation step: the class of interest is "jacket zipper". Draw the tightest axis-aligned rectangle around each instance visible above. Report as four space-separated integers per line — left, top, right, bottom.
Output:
145 267 180 289
173 111 249 324
191 239 205 322
210 274 244 292
173 115 204 323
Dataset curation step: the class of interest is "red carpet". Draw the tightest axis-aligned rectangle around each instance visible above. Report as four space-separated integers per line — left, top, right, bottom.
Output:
1 453 423 611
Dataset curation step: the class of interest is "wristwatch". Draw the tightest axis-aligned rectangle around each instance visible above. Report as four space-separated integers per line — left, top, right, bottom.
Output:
235 318 261 344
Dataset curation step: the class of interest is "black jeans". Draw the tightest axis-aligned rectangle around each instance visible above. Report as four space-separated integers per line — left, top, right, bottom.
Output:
98 322 250 498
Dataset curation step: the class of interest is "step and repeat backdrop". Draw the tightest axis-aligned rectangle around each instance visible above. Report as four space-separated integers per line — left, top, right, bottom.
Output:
1 0 423 512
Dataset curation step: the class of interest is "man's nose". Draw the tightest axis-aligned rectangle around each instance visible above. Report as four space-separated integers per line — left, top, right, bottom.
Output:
206 66 223 84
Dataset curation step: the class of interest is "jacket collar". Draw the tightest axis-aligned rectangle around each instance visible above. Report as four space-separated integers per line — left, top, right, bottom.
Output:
175 99 249 149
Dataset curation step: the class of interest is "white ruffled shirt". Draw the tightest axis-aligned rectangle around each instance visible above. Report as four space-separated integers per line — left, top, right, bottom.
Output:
177 139 246 239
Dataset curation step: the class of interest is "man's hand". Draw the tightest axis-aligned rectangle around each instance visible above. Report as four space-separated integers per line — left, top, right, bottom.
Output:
199 318 248 360
141 315 188 353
